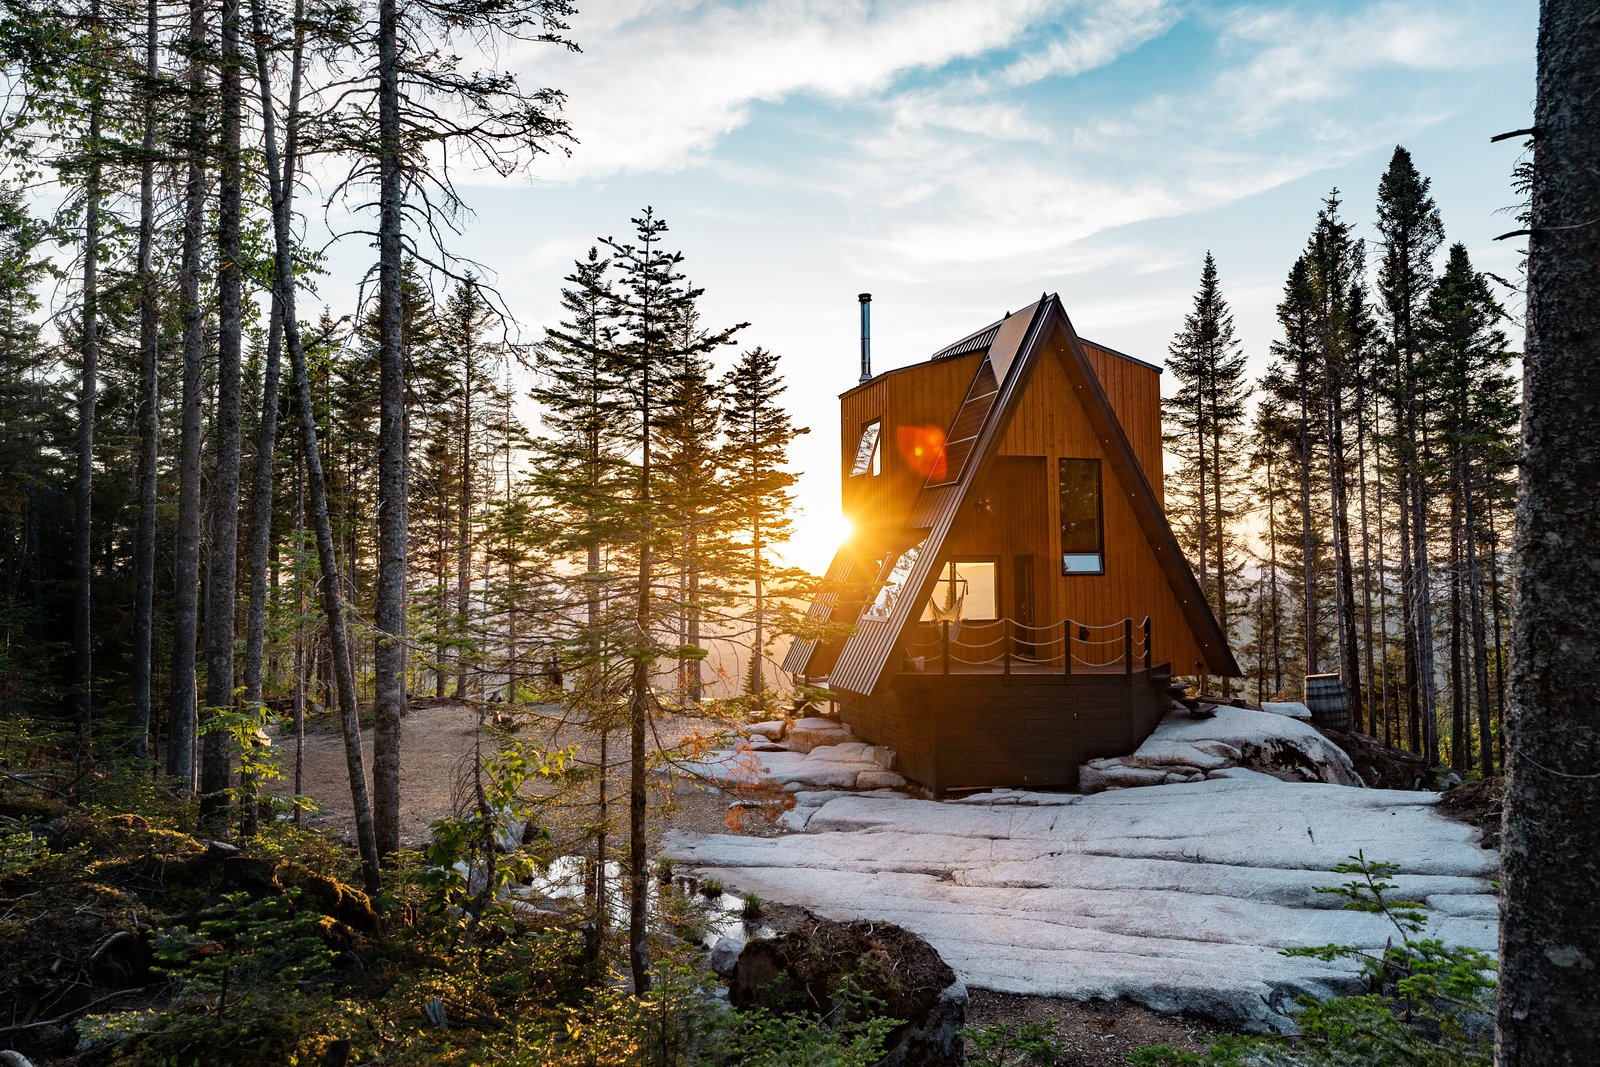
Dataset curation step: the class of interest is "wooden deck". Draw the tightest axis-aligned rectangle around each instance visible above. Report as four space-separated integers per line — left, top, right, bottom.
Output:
896 616 1153 677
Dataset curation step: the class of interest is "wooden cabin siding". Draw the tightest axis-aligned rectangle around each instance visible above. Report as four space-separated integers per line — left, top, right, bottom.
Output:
840 351 982 547
1081 341 1163 503
990 332 1210 675
837 669 1169 793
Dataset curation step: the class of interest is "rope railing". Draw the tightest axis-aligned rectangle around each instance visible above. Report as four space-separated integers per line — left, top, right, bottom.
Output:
900 615 1153 676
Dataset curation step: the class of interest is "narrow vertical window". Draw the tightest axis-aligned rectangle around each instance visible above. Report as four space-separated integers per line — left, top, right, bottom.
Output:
1059 458 1104 574
851 419 882 477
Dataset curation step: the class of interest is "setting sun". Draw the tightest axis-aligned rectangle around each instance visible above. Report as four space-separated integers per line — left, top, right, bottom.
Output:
779 507 853 575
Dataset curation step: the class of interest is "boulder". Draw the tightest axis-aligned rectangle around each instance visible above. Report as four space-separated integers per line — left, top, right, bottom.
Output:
805 741 873 763
1318 726 1429 791
864 745 897 770
1080 706 1362 793
1262 701 1313 720
785 717 853 754
708 936 743 977
729 915 965 1067
1079 763 1172 793
855 769 907 790
747 720 789 741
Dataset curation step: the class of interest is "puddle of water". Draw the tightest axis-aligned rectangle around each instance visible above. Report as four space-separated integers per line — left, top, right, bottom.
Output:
523 855 775 951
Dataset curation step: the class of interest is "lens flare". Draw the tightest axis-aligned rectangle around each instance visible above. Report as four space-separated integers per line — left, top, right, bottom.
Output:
896 424 948 480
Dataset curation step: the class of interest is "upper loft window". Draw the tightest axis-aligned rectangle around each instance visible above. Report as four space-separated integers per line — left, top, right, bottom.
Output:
920 560 998 623
1059 458 1104 574
851 419 883 477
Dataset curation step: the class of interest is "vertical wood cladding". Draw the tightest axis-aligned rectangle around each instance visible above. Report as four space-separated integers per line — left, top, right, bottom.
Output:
838 669 1170 793
840 351 982 548
991 334 1210 675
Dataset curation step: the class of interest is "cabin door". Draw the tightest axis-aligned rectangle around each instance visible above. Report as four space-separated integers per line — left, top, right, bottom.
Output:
1013 554 1036 660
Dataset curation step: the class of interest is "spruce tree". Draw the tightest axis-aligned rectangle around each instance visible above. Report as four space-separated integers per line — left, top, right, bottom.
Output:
1162 252 1248 695
601 207 741 993
1375 147 1445 758
1423 243 1515 776
1302 192 1369 729
528 246 629 930
721 346 807 710
656 318 728 705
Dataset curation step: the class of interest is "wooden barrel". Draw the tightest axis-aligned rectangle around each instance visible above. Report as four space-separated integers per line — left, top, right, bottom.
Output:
1304 673 1349 730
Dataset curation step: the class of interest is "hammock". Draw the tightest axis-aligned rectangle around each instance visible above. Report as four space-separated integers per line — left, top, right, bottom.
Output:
925 591 965 643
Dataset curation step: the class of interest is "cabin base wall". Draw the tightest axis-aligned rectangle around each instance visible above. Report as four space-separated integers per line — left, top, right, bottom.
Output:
836 670 1169 794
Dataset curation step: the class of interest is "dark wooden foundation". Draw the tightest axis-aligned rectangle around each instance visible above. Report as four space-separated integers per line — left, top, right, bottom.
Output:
836 663 1171 793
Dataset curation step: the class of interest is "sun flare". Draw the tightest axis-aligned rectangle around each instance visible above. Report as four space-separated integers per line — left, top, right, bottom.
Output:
780 507 853 576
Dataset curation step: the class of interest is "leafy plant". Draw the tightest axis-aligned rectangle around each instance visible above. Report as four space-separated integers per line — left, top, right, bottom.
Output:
1133 853 1496 1067
961 1019 1071 1066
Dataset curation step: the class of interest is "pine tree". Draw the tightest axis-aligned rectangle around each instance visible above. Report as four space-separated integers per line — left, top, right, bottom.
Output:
1424 243 1515 776
601 207 741 993
1375 147 1445 760
721 346 807 710
1262 256 1332 683
1162 252 1249 695
528 247 632 928
1302 192 1369 729
657 306 730 705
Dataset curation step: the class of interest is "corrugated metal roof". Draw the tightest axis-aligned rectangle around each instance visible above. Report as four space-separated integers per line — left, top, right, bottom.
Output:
930 319 1002 361
780 549 857 676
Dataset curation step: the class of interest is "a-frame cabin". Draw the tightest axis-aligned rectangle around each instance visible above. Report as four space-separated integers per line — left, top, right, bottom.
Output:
785 293 1241 794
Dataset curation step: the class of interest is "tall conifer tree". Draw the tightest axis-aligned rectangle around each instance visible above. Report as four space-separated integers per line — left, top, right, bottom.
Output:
1163 252 1248 694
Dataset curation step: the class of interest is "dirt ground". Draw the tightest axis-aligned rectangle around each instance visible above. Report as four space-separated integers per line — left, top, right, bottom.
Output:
267 697 742 848
270 699 1238 1060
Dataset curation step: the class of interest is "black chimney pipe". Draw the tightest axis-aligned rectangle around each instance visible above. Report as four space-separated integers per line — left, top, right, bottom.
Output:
858 292 872 383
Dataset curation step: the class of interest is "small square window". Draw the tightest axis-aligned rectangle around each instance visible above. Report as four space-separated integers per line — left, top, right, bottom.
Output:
851 420 882 477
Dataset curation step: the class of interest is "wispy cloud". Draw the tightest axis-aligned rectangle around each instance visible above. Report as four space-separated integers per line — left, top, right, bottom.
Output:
537 0 1076 179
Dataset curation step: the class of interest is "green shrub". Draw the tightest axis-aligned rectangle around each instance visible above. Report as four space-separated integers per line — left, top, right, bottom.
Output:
961 1019 1070 1066
1133 853 1496 1067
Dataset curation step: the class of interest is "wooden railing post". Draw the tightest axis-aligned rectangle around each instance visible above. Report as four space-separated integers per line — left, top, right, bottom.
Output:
941 620 950 676
1064 621 1072 677
1003 619 1011 678
1123 618 1133 678
1142 616 1151 671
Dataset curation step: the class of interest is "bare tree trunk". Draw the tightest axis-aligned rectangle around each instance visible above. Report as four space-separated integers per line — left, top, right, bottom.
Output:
1487 501 1509 769
249 0 380 890
1211 419 1229 698
1296 391 1317 679
1324 385 1363 731
1448 484 1466 773
199 0 247 834
239 6 305 838
371 0 407 860
1463 469 1493 778
130 0 160 759
73 0 103 740
166 0 209 786
292 449 306 827
1265 451 1282 698
1410 430 1439 764
1356 383 1378 732
1497 3 1600 1056
455 344 472 699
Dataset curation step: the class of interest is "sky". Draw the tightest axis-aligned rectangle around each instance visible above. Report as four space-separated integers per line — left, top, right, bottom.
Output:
316 0 1537 573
